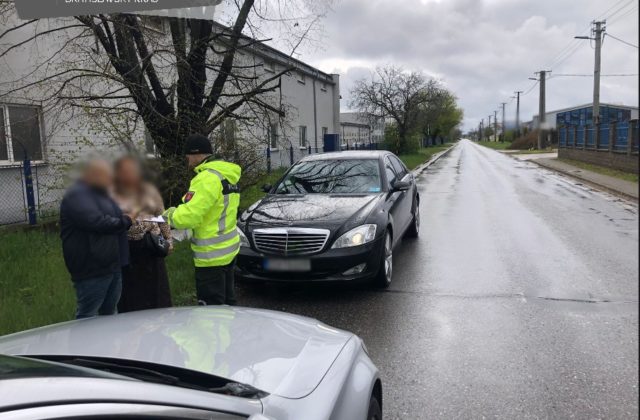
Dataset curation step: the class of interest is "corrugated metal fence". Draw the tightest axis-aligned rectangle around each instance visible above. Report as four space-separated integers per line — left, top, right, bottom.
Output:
558 120 639 154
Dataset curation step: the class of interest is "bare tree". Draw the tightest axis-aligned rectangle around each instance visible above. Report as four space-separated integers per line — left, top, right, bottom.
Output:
350 66 440 154
0 0 332 201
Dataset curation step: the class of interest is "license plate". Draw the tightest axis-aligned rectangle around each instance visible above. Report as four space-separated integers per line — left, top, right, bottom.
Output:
264 258 311 272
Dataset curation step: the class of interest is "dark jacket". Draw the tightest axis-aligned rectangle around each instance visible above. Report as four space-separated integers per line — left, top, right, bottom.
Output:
60 181 132 282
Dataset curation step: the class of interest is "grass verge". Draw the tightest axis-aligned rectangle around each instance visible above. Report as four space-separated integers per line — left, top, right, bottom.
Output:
240 167 287 211
475 141 512 150
557 158 639 183
513 148 557 155
0 230 196 336
398 144 453 170
0 168 288 336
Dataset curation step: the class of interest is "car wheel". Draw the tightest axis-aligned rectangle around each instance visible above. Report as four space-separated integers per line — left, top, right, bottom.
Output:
374 231 393 288
367 396 382 420
405 203 420 238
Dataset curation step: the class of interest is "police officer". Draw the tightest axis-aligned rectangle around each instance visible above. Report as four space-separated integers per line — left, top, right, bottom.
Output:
164 133 241 305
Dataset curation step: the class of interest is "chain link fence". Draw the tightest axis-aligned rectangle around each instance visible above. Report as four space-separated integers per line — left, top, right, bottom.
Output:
0 161 64 227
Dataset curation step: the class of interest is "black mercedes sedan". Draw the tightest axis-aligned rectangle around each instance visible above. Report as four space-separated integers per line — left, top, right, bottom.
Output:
236 150 419 287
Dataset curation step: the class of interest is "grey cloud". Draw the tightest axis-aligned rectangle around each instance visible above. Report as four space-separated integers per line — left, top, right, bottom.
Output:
295 0 639 130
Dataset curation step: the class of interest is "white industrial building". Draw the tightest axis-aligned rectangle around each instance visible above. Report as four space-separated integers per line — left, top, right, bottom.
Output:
0 11 340 225
340 112 385 148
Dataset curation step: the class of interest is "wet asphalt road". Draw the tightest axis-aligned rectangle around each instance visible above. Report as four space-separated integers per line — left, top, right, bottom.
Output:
237 140 639 419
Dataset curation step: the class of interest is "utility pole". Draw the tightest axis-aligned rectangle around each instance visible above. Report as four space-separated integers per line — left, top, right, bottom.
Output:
576 20 606 143
531 70 551 149
500 102 507 142
487 115 491 141
481 118 484 141
514 91 523 139
493 110 498 142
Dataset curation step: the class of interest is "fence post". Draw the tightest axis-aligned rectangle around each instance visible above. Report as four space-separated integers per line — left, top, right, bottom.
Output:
23 158 37 225
266 147 271 173
609 122 615 152
308 145 311 155
627 120 633 155
289 145 294 166
572 126 577 148
629 121 636 155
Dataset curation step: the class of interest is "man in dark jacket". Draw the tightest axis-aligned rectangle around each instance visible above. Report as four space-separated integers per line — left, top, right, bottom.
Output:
60 159 133 319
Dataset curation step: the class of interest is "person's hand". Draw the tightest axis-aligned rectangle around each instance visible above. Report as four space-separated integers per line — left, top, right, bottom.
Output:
168 243 174 255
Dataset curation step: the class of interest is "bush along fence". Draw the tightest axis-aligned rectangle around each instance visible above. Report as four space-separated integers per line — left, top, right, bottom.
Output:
558 119 639 173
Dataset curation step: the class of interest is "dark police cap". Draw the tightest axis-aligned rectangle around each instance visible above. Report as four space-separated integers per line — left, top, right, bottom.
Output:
184 133 213 155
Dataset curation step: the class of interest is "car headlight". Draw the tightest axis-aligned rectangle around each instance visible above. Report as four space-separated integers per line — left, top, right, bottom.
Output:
331 224 377 249
238 228 250 248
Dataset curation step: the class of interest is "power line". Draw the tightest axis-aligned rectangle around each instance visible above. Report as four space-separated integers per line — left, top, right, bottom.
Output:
550 73 639 77
550 41 585 69
605 33 639 49
598 0 633 19
608 4 638 24
605 0 636 21
521 80 539 96
543 0 631 69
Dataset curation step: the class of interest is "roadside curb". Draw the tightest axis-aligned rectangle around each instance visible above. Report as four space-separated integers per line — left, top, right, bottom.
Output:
528 159 639 203
412 144 457 176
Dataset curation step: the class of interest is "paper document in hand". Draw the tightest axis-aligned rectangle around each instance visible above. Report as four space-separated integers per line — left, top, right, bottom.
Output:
143 216 166 223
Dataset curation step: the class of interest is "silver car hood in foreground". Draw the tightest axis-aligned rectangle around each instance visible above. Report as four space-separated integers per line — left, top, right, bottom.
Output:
0 307 353 399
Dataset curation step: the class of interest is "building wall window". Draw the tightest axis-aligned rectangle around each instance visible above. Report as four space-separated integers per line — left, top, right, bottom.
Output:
223 120 237 143
144 130 156 156
264 60 276 73
268 122 279 149
0 104 43 162
298 72 306 84
299 125 307 147
139 15 165 33
0 108 7 161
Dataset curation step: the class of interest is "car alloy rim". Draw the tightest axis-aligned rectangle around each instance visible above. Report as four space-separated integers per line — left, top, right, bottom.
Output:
384 233 393 283
415 205 420 231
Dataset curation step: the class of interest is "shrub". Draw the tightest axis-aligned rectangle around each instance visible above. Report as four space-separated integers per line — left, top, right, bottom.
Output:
509 130 539 150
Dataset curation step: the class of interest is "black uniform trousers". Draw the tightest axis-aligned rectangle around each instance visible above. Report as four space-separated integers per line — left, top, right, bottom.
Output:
194 258 237 306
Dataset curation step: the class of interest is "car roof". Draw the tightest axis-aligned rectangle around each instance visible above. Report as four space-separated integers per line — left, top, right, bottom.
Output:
299 150 392 162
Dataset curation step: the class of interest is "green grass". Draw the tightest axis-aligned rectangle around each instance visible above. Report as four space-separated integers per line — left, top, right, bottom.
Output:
0 230 196 336
558 158 639 183
513 148 557 154
240 168 287 211
0 168 290 336
398 144 453 170
476 141 512 150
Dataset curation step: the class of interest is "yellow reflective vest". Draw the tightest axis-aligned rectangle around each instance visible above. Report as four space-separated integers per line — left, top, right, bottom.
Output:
164 157 241 267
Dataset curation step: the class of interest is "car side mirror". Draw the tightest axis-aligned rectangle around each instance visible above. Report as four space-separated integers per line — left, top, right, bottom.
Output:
261 184 273 193
392 180 411 192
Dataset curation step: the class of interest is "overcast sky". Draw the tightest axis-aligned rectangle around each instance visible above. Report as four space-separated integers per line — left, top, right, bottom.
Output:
293 0 639 131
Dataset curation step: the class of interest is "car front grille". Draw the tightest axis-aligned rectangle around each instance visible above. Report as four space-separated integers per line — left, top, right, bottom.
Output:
252 228 330 256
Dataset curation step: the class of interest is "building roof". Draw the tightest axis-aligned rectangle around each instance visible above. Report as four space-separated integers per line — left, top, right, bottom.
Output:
533 102 639 119
301 150 391 161
211 21 336 84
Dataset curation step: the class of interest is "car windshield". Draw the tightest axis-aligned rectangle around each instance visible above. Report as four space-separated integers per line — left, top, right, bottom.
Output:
0 354 127 381
274 159 381 194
